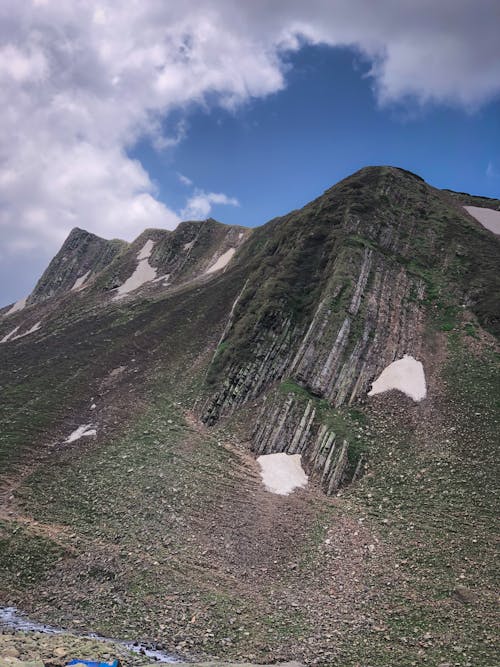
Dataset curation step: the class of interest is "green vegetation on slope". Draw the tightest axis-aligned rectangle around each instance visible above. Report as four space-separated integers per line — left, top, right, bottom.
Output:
338 329 499 666
0 520 69 590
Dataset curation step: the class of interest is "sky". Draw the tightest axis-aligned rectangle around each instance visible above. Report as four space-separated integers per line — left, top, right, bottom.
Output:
1 1 499 306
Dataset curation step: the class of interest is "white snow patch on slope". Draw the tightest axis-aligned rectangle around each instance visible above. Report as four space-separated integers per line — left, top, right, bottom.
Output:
11 321 42 340
257 453 308 496
205 247 236 274
114 240 157 299
464 206 500 235
1 326 20 343
65 424 97 443
137 239 155 260
152 273 170 285
183 240 195 251
71 270 91 291
6 296 27 316
2 321 42 343
368 354 426 402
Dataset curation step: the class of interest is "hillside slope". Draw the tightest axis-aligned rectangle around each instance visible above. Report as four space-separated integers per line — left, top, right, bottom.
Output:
0 166 498 666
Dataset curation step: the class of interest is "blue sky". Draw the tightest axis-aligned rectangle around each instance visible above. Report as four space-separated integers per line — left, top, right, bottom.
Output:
1 1 499 306
135 44 500 230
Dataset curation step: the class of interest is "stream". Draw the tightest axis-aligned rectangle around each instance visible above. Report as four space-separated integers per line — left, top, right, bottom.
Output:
0 607 179 663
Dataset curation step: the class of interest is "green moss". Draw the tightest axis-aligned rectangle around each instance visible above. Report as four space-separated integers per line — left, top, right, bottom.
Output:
464 322 478 338
278 379 314 400
214 340 229 357
279 379 372 470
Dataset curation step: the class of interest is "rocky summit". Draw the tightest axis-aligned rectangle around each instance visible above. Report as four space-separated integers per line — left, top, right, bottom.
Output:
0 166 499 666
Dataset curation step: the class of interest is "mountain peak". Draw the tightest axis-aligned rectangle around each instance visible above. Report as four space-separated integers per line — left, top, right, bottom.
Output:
28 228 126 304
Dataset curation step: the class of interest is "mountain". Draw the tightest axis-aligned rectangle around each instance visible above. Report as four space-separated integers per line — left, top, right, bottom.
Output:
0 166 499 666
28 228 127 305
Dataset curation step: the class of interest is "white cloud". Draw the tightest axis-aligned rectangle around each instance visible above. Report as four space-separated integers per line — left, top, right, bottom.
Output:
0 44 48 83
182 190 240 220
0 0 499 305
178 173 194 187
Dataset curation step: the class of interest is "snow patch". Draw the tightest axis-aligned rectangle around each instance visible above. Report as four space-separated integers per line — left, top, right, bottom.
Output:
205 247 235 274
114 240 157 299
71 270 91 291
6 296 27 316
257 453 308 496
136 239 155 260
12 321 42 340
2 321 42 343
368 354 427 402
464 206 500 235
1 326 20 343
152 273 170 285
65 424 97 443
183 240 195 251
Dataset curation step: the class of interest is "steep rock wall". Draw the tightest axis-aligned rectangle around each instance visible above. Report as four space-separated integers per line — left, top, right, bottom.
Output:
29 228 126 304
252 394 352 495
202 166 494 493
202 241 425 493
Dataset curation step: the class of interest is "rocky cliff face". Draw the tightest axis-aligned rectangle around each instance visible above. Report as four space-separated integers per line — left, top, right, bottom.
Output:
202 166 500 492
4 218 250 315
443 189 500 210
92 218 250 296
28 227 126 304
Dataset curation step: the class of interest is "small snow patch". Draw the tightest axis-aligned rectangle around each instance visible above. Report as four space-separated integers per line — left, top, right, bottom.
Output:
2 321 43 343
65 424 97 443
71 270 91 291
6 296 27 316
257 453 308 496
205 247 235 274
464 206 500 235
1 326 20 343
183 240 195 251
114 241 157 299
152 273 170 285
12 321 42 340
368 354 426 402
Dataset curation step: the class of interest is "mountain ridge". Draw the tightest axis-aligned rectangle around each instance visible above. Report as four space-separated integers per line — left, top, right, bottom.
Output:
2 165 499 313
0 165 497 314
0 165 499 666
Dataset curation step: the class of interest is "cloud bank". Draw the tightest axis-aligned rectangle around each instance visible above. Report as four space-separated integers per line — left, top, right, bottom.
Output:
0 0 499 303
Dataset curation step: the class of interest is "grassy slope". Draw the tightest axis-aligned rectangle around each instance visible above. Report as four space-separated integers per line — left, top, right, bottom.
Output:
1 266 340 662
338 322 499 665
2 325 497 665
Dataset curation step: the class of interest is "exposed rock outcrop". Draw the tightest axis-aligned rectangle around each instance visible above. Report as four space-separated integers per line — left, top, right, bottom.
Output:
202 166 500 493
84 219 250 300
28 227 126 304
252 394 352 494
